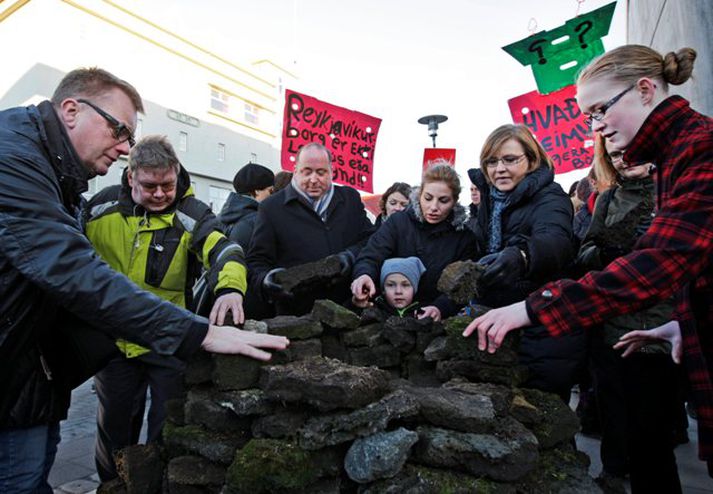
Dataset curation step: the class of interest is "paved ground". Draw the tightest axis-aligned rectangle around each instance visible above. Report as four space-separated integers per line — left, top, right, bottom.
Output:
51 381 713 493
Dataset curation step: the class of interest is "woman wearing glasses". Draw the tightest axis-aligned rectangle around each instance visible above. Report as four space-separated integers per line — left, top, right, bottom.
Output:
465 45 711 490
467 124 583 402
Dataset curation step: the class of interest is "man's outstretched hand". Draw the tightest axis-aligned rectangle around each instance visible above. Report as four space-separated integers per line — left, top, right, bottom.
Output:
202 325 289 361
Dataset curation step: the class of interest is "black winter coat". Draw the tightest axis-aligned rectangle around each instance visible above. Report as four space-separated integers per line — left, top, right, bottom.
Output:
247 184 374 313
352 196 478 317
468 165 581 399
219 192 259 250
0 102 207 428
469 166 575 307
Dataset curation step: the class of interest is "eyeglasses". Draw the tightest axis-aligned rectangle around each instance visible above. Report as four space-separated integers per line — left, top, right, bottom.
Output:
583 84 635 128
78 98 135 147
483 154 526 168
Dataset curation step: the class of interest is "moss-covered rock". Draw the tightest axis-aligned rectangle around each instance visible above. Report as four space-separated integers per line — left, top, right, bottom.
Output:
514 445 601 493
312 299 361 329
212 354 262 391
510 388 580 449
225 439 339 493
163 423 247 464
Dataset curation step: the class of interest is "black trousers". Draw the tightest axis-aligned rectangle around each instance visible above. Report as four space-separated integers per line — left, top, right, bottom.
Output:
591 332 682 493
94 353 184 481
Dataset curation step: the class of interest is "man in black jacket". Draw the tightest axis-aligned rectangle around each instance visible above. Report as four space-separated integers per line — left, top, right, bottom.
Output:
0 67 287 493
247 143 374 316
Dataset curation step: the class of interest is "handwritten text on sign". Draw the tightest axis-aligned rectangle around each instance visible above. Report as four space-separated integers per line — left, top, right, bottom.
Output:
508 84 593 174
281 89 381 193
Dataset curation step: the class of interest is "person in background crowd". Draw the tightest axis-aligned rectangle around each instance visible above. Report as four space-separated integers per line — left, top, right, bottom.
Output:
220 162 275 250
0 67 287 494
464 45 712 487
351 162 477 322
575 133 681 491
572 168 596 247
467 124 582 402
568 180 580 206
247 143 374 316
84 135 248 482
273 170 293 192
466 182 482 233
375 182 411 227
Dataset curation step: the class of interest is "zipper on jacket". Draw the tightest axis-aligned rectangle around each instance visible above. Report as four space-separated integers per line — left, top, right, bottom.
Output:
38 350 53 381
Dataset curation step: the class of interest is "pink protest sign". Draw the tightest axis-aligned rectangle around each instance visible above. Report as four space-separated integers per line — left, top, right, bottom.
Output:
508 84 594 174
281 89 381 193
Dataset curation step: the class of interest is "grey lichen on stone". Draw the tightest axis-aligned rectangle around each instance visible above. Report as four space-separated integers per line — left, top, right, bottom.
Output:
312 299 361 329
344 428 419 483
242 319 268 334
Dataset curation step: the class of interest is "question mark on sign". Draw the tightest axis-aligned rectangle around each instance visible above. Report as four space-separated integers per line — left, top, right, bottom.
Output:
575 20 593 49
528 39 547 65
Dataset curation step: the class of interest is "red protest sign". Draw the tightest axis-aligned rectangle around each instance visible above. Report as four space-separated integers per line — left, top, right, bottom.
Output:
281 89 381 193
508 84 594 174
422 148 456 170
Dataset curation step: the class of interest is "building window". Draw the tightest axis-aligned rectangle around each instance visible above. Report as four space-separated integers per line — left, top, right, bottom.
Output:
209 185 232 213
244 102 259 125
218 143 226 162
211 88 230 113
179 131 188 152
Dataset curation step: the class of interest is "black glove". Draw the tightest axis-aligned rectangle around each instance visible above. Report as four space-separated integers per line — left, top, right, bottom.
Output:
480 246 527 288
334 251 354 278
262 268 293 301
598 245 629 265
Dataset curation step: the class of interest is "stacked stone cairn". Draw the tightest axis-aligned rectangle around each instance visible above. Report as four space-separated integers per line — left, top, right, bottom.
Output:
103 260 601 493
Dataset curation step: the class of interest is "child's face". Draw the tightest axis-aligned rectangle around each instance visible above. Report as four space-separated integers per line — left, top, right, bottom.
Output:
383 273 414 309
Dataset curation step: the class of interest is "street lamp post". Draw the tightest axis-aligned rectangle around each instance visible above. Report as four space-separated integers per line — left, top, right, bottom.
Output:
417 114 448 148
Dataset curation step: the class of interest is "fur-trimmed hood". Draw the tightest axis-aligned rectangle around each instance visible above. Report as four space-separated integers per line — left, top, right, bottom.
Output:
408 186 469 231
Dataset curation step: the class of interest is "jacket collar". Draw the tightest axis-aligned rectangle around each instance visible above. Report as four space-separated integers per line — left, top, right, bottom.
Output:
624 96 690 167
118 164 193 216
408 186 468 231
468 165 555 211
283 182 344 214
37 101 90 208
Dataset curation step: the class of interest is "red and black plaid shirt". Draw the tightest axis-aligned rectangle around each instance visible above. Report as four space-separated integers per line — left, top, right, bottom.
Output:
527 96 713 460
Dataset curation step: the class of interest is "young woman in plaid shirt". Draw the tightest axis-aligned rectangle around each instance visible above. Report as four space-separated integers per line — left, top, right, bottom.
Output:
464 44 712 488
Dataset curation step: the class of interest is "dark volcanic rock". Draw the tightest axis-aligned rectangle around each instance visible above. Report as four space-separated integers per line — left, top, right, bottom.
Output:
360 306 387 324
214 388 275 416
185 349 214 386
167 455 225 487
263 314 323 340
274 256 342 293
242 319 268 333
225 439 341 493
361 463 515 494
312 299 361 329
273 338 323 364
401 355 439 387
412 418 539 482
407 385 497 433
298 389 420 450
348 344 401 368
344 428 419 483
437 260 486 304
510 388 580 449
436 359 527 386
115 444 164 494
163 423 246 465
425 316 519 365
251 408 309 439
515 446 602 493
260 356 391 411
184 389 251 433
212 354 261 391
443 380 513 416
343 323 385 348
321 332 348 362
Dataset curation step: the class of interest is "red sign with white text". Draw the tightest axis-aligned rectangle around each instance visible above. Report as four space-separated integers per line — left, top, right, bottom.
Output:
281 89 381 193
422 148 456 170
508 84 593 174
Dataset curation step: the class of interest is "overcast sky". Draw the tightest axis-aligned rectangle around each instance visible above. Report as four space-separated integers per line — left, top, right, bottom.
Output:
131 0 627 198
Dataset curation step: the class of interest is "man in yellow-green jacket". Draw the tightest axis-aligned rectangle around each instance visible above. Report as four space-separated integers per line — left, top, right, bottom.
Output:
84 135 247 482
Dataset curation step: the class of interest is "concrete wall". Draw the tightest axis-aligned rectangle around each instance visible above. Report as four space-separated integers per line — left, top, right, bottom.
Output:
628 0 712 116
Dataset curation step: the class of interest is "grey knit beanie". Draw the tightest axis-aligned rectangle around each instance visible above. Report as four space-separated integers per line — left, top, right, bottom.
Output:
380 257 426 292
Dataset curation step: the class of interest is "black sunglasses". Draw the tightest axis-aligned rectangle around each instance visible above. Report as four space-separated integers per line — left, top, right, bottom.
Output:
77 98 136 147
583 84 635 128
